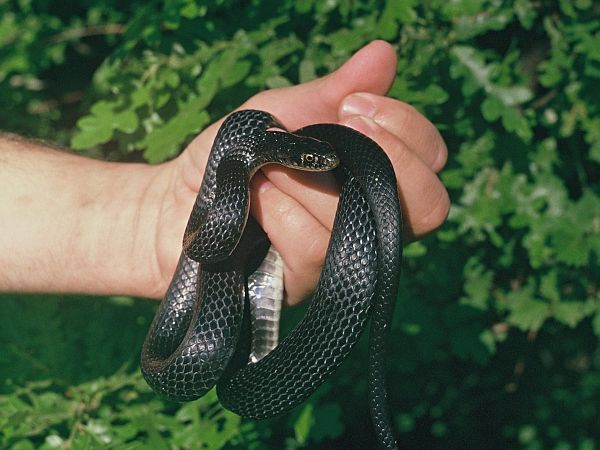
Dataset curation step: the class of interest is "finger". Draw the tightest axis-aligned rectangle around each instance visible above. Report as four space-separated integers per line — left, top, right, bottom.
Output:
250 172 331 305
341 115 450 239
250 40 397 128
260 165 339 231
339 93 448 173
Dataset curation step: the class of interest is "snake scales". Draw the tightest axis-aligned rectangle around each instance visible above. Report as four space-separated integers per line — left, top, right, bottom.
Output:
141 110 402 449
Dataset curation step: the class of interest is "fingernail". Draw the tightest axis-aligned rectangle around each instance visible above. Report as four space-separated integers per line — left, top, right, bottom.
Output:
341 114 379 136
340 93 376 118
258 180 274 194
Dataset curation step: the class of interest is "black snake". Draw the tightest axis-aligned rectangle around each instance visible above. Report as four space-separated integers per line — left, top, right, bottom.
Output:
141 109 402 449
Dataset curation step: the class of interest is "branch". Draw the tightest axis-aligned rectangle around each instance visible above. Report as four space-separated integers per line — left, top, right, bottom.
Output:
48 24 126 43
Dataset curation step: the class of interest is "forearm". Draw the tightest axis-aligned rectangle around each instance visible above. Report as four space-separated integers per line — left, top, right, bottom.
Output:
0 134 166 297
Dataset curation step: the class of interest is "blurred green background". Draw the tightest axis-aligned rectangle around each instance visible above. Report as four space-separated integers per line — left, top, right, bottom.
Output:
1 1 598 449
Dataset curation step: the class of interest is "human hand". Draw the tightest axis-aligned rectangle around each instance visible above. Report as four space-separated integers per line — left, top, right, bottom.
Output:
152 40 449 304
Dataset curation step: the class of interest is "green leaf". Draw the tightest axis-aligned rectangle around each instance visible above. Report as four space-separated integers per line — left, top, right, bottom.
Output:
481 96 503 121
501 106 533 141
180 1 205 19
209 46 253 89
390 79 449 106
72 101 139 149
293 403 314 445
452 45 532 139
452 45 494 90
479 329 498 355
539 270 560 302
460 257 494 310
404 241 427 258
265 75 292 88
549 219 591 267
220 60 252 88
552 301 593 328
505 283 549 331
139 109 210 163
490 84 532 106
378 0 417 39
10 440 36 450
71 115 114 149
514 0 537 29
299 59 316 83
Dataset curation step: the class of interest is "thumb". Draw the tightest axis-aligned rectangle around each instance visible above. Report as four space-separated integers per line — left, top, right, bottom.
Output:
243 40 398 128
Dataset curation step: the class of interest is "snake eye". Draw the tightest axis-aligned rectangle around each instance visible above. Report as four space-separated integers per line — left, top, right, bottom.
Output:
303 154 315 163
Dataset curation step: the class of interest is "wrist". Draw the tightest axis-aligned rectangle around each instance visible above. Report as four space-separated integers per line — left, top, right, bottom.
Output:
0 134 173 298
72 159 170 298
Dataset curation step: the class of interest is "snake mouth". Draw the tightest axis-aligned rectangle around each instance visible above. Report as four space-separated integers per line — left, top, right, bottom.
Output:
322 156 340 171
324 154 340 168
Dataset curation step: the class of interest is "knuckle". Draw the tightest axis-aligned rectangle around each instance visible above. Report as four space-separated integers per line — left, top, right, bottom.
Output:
432 140 449 173
269 197 302 229
284 274 318 307
267 197 328 268
376 101 418 129
376 100 448 173
303 233 328 268
387 141 416 177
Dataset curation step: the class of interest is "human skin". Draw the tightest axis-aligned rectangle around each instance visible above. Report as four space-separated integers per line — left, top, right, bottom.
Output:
0 41 449 305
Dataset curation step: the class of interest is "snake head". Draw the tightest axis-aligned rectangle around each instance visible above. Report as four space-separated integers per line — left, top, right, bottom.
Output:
263 131 339 171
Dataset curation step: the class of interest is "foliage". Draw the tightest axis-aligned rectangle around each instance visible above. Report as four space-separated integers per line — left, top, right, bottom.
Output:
1 0 599 448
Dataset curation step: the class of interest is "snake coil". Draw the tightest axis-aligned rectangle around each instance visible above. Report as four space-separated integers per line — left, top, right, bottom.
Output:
141 110 402 449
